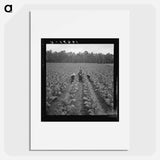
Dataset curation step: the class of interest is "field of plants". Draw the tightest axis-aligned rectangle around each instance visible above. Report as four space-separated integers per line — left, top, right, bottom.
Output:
46 63 116 116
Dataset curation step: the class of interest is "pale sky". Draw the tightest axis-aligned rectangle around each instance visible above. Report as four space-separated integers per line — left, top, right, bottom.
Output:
47 44 114 55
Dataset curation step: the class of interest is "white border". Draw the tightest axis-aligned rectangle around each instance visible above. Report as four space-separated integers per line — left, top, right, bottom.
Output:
31 10 129 150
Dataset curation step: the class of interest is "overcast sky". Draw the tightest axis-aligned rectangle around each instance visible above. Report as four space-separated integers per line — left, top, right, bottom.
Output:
47 44 114 55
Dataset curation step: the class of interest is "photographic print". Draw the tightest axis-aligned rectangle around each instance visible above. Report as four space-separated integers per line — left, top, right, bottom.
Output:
31 10 129 150
41 38 119 121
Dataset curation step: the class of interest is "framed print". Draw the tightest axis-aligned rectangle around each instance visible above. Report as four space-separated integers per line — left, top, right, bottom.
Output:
41 38 119 122
30 10 129 150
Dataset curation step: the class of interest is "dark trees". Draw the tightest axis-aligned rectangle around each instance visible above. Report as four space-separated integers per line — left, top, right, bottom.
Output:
46 50 114 63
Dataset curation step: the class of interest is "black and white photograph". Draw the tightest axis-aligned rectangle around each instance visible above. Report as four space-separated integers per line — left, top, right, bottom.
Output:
41 38 119 121
31 10 129 149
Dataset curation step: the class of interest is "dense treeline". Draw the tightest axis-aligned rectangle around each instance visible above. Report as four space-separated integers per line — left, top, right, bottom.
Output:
46 50 114 63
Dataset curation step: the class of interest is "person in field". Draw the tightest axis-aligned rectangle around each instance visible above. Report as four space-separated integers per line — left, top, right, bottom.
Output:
71 73 76 83
78 68 83 82
87 74 91 81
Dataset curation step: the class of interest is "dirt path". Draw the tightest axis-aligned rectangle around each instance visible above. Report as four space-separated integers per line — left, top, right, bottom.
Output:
85 77 106 115
71 78 84 115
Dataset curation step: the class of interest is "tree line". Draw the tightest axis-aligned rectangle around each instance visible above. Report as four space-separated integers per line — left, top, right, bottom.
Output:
46 50 114 63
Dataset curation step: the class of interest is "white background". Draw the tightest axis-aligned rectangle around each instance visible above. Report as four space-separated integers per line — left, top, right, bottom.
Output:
31 10 129 150
0 0 160 159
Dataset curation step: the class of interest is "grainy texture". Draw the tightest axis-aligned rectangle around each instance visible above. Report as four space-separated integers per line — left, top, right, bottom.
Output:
46 63 115 115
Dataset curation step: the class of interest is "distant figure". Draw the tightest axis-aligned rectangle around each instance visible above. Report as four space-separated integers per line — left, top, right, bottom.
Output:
71 73 76 83
87 75 91 81
78 69 83 82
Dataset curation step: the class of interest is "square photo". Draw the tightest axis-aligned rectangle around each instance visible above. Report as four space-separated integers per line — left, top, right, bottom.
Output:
41 38 119 121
